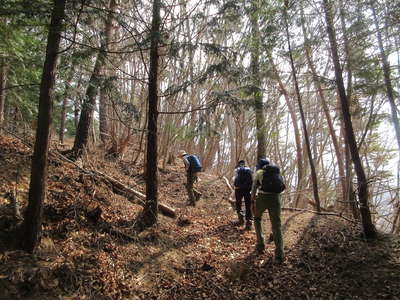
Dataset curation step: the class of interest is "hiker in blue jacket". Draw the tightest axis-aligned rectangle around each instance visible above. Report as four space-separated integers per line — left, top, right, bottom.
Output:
178 150 202 206
233 160 253 230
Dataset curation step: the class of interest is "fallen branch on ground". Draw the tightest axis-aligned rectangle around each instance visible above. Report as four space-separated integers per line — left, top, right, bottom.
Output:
1 130 176 218
282 207 356 223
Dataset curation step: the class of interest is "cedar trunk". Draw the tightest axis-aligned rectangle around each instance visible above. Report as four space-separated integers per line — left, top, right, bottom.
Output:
19 0 66 253
250 0 266 160
140 0 161 227
72 0 116 159
323 0 376 238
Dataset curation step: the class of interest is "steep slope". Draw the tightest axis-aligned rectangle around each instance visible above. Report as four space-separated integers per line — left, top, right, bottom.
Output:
0 134 399 299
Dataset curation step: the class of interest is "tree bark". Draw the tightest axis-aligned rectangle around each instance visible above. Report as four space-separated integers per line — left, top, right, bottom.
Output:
283 4 321 212
71 0 115 159
323 0 376 238
99 0 116 144
268 54 304 208
19 0 66 253
250 0 266 160
139 0 161 228
370 3 400 152
0 61 7 132
300 5 346 209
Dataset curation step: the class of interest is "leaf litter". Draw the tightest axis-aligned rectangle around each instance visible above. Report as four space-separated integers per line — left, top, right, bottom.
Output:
0 134 399 299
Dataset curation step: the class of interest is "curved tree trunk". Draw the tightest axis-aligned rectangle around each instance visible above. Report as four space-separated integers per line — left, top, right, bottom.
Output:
283 4 321 212
19 0 66 253
323 0 376 238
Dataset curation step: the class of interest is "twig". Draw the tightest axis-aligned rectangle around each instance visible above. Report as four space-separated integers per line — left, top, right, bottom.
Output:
282 207 357 223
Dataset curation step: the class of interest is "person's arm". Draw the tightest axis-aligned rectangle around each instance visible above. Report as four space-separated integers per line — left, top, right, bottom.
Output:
250 170 261 213
182 156 190 171
232 168 238 186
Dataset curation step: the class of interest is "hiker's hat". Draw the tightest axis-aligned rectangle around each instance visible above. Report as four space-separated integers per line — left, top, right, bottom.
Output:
178 150 187 157
256 158 270 170
238 160 245 166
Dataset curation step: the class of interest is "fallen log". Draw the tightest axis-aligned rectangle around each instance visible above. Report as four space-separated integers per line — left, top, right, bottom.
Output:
51 149 176 218
90 169 176 218
3 130 177 218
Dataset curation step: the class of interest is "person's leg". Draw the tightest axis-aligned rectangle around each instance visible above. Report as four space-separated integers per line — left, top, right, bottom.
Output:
254 194 268 252
185 173 196 205
192 173 202 201
235 189 244 225
244 189 252 229
267 195 284 260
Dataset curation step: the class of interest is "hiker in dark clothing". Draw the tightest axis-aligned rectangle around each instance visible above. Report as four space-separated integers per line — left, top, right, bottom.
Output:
251 158 285 263
178 150 202 206
233 160 253 230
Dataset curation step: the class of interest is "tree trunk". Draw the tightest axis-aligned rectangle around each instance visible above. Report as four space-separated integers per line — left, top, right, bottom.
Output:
99 0 116 144
268 54 304 208
323 0 376 238
71 0 115 159
250 0 266 160
370 3 400 151
283 4 321 212
300 5 346 209
139 0 161 228
59 69 75 144
19 0 66 253
0 61 7 132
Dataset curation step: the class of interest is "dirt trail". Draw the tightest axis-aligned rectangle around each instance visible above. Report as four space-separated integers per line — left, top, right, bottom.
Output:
0 134 399 299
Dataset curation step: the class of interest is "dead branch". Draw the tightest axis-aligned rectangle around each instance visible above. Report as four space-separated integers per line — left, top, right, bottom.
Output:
2 130 176 218
282 207 356 223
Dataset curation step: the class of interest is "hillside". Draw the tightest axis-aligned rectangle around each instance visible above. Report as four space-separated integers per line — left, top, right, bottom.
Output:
0 134 399 299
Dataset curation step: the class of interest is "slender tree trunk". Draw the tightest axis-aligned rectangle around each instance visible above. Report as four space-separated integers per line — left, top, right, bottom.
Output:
99 0 116 144
0 61 7 131
323 0 376 238
300 5 346 209
250 0 266 160
71 0 115 159
59 69 75 144
371 3 400 151
139 0 161 228
283 4 321 212
269 54 304 208
19 0 66 253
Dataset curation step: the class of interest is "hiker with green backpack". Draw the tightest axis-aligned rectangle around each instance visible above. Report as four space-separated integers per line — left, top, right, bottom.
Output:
251 158 286 262
178 150 202 206
232 160 253 230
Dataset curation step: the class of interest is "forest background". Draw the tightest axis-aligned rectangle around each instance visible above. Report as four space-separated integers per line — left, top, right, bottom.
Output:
0 0 399 249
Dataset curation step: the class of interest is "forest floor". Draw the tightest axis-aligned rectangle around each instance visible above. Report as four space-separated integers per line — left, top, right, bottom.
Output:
0 134 399 299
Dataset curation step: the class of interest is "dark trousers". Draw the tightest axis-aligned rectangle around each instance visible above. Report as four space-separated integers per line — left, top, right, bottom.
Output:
235 188 252 221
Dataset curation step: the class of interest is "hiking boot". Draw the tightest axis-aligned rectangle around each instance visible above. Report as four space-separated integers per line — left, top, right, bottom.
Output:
245 220 252 230
186 200 196 206
195 192 202 202
236 214 244 226
255 244 265 254
275 255 285 264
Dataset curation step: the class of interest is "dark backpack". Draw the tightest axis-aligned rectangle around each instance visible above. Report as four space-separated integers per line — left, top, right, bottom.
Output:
234 167 253 189
261 165 286 193
186 155 202 173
